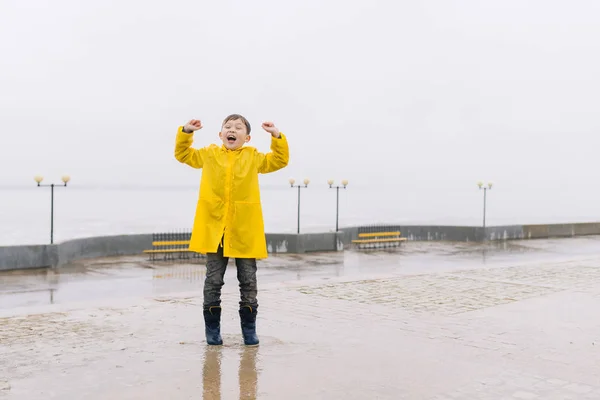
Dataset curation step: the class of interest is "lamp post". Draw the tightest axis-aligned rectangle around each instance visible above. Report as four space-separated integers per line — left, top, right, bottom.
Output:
289 178 309 234
327 179 348 231
477 181 493 231
35 175 70 244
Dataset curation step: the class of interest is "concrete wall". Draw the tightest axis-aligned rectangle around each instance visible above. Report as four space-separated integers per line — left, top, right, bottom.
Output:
0 232 345 272
1 222 599 272
340 225 482 243
0 244 57 270
298 232 345 253
0 234 153 272
340 222 598 243
522 222 600 239
402 226 479 242
56 234 153 266
266 234 296 253
266 232 345 254
485 225 525 241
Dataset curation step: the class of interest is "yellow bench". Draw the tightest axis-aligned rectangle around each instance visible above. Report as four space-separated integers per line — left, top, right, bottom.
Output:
143 240 201 261
351 231 407 249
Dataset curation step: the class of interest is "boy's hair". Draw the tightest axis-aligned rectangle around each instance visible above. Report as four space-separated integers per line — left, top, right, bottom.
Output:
222 114 251 134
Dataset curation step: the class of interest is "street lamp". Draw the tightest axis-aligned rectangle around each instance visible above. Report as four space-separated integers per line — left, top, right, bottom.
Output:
477 181 493 231
35 175 70 244
328 179 348 231
289 178 309 234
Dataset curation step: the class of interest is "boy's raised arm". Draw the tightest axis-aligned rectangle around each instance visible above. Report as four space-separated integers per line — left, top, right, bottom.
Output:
174 119 206 169
257 121 289 174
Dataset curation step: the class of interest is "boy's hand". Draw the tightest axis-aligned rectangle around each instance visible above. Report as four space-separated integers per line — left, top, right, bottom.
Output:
262 121 281 138
183 119 203 133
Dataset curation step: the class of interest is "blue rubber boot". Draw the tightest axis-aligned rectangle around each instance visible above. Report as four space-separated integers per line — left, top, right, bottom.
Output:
239 305 259 346
203 306 223 345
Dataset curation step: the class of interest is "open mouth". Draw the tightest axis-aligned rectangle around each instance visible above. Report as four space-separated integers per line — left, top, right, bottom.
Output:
227 134 236 143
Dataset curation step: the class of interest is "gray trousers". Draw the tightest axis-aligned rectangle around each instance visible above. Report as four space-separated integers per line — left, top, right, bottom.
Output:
203 244 258 309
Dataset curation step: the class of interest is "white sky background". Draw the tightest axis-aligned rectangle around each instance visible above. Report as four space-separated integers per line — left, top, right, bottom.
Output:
1 0 600 198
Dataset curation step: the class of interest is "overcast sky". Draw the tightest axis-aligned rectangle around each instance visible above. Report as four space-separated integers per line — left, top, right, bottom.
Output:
1 0 599 196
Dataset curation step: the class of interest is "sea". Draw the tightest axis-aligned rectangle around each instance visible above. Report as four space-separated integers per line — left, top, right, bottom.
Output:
2 183 600 246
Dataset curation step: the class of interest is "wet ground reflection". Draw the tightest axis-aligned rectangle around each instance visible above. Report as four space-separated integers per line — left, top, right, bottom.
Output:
2 236 600 310
202 347 221 399
202 346 258 400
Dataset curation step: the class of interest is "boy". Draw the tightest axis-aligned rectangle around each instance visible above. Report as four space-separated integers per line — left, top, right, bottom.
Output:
174 114 289 346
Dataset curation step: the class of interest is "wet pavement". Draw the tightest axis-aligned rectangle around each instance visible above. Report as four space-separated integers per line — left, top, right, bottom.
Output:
2 237 600 399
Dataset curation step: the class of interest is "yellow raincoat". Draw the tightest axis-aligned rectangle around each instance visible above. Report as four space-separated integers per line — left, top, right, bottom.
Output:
174 126 289 259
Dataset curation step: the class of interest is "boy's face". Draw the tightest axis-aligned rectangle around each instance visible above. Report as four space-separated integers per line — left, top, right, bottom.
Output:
219 118 250 150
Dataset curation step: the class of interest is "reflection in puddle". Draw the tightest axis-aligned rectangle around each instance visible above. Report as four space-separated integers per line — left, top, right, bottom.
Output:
239 347 258 399
202 347 222 399
202 346 259 400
